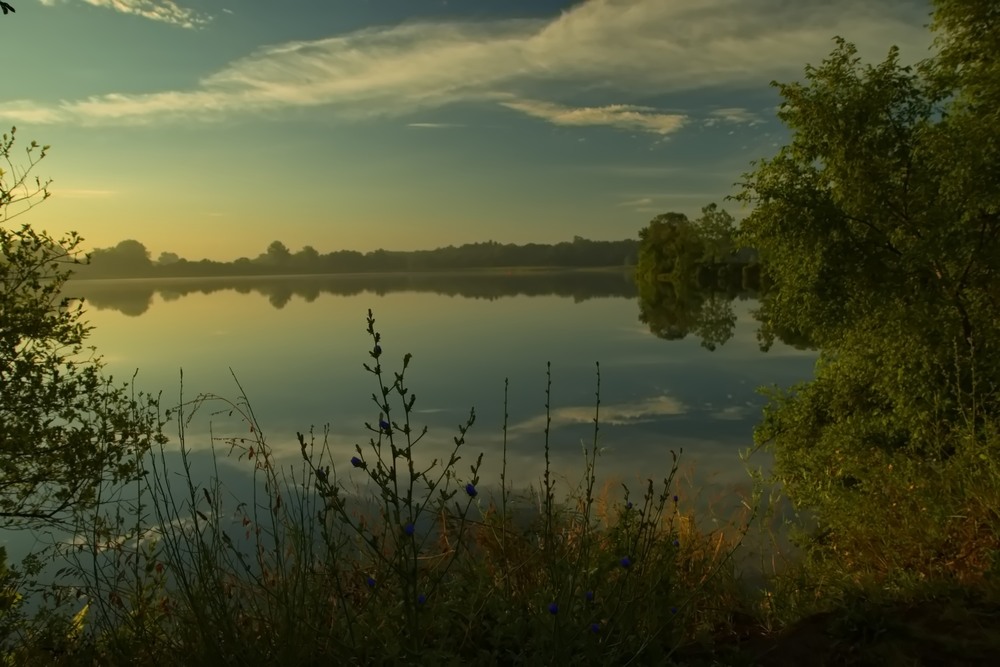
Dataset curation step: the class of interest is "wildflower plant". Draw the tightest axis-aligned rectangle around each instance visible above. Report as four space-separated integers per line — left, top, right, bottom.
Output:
35 309 751 665
299 309 483 655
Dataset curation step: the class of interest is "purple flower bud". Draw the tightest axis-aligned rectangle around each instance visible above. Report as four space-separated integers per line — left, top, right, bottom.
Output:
403 522 415 536
465 483 477 498
620 556 632 569
585 590 594 602
417 593 426 605
548 602 558 615
590 623 600 634
351 456 364 468
366 576 376 588
379 419 390 432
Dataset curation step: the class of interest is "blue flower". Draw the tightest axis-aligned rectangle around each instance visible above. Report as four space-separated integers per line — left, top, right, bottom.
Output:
673 495 679 503
379 419 390 432
590 623 600 634
585 590 594 602
670 606 678 614
403 522 415 536
465 483 477 498
316 467 329 483
620 556 631 569
548 602 558 615
417 593 427 605
366 576 376 588
351 456 364 468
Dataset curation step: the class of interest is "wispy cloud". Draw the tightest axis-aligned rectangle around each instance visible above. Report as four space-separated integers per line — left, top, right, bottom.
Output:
38 0 210 29
705 107 765 126
0 99 66 124
54 188 117 198
8 0 930 126
508 394 687 434
619 197 654 207
580 165 686 179
501 100 687 135
618 191 729 213
407 122 466 129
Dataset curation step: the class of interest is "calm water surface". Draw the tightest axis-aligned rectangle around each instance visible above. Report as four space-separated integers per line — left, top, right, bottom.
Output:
70 274 817 499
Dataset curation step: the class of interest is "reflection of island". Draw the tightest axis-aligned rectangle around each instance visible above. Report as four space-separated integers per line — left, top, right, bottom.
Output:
637 264 764 351
65 270 638 316
637 265 816 352
639 280 740 351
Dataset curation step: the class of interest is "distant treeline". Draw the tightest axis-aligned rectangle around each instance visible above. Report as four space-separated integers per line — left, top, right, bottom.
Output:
72 237 641 279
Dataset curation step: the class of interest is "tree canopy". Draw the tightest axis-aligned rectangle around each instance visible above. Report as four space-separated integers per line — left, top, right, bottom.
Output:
635 204 744 285
633 202 757 350
736 0 1000 577
0 128 163 527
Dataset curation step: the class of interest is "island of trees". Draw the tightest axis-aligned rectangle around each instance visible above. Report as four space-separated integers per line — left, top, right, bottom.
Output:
633 203 765 350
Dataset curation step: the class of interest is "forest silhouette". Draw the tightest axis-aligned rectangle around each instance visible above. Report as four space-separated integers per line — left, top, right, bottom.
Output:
72 237 641 279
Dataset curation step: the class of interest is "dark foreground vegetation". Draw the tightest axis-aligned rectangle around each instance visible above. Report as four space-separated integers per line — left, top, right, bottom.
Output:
3 0 1000 663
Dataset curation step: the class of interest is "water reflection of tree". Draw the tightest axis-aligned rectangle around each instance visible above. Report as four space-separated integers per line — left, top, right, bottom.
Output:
637 269 818 352
638 277 739 351
267 285 294 310
69 282 155 317
65 270 638 316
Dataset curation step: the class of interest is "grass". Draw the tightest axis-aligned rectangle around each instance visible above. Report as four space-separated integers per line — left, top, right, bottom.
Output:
2 309 999 665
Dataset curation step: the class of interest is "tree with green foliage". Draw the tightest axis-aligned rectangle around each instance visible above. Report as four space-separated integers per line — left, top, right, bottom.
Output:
87 239 153 277
261 240 292 266
635 212 705 285
736 0 1000 578
0 128 164 527
156 251 180 266
634 203 752 351
693 203 736 265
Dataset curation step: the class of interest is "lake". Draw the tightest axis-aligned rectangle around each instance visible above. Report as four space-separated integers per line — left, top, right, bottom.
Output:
64 272 816 504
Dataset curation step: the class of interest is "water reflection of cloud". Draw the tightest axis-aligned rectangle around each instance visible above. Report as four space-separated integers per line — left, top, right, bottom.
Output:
77 287 820 534
508 394 687 434
65 515 197 554
152 413 766 535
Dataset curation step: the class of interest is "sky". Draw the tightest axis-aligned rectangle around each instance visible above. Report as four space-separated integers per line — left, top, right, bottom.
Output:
1 0 935 262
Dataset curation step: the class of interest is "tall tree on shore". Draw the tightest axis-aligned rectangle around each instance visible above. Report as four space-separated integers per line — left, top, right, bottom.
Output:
0 128 164 527
693 203 736 265
736 0 1000 578
635 212 705 285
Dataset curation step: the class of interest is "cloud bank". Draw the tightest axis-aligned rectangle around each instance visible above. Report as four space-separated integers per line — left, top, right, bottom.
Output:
501 100 687 135
9 0 931 131
39 0 210 29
